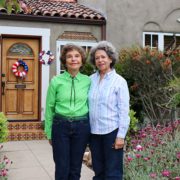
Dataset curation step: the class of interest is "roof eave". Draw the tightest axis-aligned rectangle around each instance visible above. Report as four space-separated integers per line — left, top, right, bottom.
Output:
0 14 106 25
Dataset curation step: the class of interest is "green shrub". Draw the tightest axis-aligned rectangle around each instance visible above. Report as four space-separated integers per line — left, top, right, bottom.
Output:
118 46 180 125
0 112 8 143
126 110 139 146
165 77 180 108
81 62 95 76
0 0 20 14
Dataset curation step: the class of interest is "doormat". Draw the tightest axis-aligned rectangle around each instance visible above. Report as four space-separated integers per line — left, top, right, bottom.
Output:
8 122 46 141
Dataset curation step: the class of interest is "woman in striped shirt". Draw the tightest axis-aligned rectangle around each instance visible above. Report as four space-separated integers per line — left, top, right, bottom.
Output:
88 41 130 180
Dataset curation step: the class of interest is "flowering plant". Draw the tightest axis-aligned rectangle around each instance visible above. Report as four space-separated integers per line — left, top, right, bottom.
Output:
124 120 180 179
0 145 12 180
0 112 11 179
118 46 180 125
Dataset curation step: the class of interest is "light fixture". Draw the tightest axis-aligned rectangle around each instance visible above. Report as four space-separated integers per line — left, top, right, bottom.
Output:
177 18 180 23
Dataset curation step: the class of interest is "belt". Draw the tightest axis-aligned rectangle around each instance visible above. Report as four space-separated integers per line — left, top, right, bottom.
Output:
54 113 88 122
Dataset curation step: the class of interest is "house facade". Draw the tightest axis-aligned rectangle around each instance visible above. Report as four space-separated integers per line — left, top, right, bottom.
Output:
80 0 180 50
0 0 179 140
0 0 105 128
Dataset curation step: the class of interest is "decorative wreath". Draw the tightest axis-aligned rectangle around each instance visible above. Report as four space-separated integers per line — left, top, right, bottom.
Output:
12 59 28 78
39 50 54 65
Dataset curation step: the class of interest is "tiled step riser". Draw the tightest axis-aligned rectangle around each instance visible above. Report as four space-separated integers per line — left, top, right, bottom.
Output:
8 132 46 141
8 122 46 141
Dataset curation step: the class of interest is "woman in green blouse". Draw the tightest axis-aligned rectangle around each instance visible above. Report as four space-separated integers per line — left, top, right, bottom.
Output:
45 44 90 180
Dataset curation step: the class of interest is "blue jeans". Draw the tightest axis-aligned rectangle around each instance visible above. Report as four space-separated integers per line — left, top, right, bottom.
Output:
51 114 90 180
90 129 124 180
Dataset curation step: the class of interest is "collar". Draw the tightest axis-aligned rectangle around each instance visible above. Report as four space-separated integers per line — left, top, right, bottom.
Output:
63 71 81 81
96 69 116 80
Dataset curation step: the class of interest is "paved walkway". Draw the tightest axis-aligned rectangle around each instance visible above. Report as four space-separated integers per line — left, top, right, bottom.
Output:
1 140 94 180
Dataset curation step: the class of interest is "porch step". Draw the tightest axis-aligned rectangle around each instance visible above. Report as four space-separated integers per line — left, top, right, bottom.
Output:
8 122 46 141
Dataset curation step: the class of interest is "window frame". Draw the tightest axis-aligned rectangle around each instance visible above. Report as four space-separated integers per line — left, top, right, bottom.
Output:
56 40 97 74
143 32 180 51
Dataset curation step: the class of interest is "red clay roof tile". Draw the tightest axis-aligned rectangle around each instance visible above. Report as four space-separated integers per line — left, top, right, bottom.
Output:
0 0 105 21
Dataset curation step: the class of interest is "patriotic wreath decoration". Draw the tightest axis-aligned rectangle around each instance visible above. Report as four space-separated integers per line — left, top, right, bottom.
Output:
12 59 28 78
39 50 54 65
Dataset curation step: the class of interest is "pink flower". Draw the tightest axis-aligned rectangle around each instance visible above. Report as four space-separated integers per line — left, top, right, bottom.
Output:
0 169 8 177
131 139 138 144
135 154 141 158
176 152 180 159
3 155 8 160
150 150 154 154
175 177 180 180
4 158 10 164
139 132 147 138
151 143 158 147
143 157 150 161
127 156 133 162
135 145 143 151
149 173 157 178
162 170 170 177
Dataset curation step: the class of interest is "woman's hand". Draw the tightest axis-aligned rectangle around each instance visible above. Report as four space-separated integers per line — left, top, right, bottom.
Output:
49 139 52 145
114 137 124 149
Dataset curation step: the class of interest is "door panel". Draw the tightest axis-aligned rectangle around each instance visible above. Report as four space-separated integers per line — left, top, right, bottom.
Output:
6 89 18 113
2 38 39 120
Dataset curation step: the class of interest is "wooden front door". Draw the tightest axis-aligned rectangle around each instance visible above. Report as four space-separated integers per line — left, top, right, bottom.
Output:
1 38 39 120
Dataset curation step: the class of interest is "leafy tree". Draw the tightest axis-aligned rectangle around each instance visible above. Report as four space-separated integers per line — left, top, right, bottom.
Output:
0 0 20 14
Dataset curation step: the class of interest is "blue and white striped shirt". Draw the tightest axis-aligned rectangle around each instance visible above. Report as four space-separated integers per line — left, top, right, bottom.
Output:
88 69 130 138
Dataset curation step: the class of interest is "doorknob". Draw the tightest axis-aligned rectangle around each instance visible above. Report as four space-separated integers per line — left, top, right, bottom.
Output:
1 81 5 95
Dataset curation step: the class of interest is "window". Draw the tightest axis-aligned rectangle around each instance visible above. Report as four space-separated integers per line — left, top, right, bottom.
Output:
8 43 33 56
143 32 180 51
56 41 97 74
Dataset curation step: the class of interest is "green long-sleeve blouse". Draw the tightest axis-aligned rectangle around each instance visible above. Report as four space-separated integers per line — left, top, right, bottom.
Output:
45 71 90 139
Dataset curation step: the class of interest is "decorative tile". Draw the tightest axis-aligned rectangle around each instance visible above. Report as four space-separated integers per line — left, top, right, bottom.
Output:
8 122 46 141
58 31 97 41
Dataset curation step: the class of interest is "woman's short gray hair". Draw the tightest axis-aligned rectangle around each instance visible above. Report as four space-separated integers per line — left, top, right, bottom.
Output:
89 41 117 68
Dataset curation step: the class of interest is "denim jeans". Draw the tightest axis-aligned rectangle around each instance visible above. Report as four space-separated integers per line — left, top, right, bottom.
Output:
51 114 90 180
90 129 124 180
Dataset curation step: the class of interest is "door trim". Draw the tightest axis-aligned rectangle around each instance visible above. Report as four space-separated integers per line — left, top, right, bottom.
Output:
0 26 50 121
